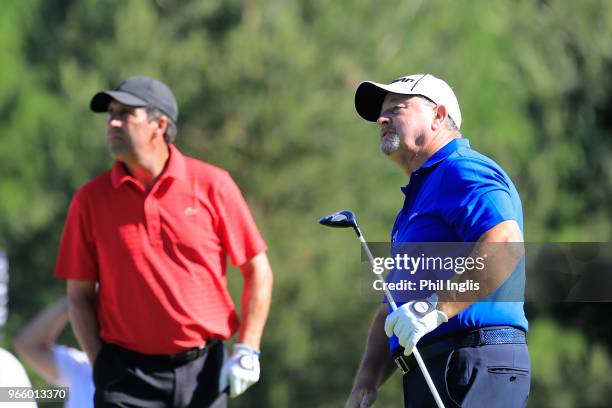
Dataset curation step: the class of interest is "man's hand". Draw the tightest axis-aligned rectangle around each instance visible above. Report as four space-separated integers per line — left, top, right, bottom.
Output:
345 385 377 408
384 301 448 356
219 343 261 398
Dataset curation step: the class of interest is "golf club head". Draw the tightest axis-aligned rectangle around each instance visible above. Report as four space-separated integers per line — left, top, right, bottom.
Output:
318 210 361 236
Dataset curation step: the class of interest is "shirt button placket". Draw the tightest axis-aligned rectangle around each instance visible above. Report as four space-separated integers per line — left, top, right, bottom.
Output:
145 195 161 245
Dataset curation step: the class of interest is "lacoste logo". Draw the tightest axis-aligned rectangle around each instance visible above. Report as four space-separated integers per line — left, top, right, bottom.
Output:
184 207 198 216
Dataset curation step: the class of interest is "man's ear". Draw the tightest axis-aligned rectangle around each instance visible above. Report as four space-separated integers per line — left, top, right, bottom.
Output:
432 104 448 131
154 115 169 138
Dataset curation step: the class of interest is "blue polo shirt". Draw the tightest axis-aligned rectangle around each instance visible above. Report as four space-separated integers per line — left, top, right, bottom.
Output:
388 138 527 352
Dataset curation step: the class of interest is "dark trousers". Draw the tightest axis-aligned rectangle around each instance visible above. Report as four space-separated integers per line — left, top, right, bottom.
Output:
403 343 530 408
93 341 226 408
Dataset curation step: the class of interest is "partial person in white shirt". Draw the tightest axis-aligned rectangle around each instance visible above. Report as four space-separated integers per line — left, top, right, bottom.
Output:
13 297 94 408
0 347 38 408
0 250 37 407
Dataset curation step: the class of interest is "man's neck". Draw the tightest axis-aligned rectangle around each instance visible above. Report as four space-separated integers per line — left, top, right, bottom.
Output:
123 144 170 191
404 130 459 174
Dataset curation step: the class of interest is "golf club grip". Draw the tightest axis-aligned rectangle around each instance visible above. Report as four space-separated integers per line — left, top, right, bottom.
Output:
383 287 445 407
380 281 444 407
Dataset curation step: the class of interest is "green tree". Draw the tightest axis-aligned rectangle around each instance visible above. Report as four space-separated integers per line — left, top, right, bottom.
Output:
1 0 612 406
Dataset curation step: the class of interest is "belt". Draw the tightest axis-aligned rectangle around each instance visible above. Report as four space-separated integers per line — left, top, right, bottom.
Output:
104 340 218 365
394 326 526 375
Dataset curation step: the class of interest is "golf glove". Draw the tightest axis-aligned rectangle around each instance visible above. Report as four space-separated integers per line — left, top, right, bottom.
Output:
219 343 260 398
384 300 448 356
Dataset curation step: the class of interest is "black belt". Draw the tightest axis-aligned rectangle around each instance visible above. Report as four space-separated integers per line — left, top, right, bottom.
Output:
394 326 526 375
104 340 219 365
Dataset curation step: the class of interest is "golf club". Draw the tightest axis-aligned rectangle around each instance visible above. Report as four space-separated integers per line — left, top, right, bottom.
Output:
319 209 446 408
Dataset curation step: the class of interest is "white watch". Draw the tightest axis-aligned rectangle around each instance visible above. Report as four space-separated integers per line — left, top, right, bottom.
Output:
409 293 438 318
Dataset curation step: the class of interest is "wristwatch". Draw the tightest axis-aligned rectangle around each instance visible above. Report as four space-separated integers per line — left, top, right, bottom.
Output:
409 293 438 318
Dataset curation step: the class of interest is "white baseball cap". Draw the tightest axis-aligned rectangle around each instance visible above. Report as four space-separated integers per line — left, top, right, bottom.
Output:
354 74 462 128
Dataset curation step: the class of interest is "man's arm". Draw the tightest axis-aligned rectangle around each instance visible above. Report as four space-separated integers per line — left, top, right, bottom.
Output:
438 220 524 318
12 298 69 383
237 251 273 349
219 251 273 397
346 304 397 408
66 280 100 364
385 220 525 357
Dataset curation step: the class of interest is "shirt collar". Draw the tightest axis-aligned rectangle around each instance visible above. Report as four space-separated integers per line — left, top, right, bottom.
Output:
418 138 470 171
111 144 187 188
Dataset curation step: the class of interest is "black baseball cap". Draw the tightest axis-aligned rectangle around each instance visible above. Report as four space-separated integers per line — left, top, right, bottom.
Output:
90 76 178 123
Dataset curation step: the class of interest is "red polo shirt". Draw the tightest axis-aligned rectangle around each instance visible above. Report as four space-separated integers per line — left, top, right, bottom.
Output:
54 145 266 354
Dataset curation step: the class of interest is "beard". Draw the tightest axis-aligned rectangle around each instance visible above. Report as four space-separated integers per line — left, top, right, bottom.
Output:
380 132 400 155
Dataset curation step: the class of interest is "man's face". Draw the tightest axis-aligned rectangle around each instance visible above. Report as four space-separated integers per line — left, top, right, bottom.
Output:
106 101 157 160
376 94 436 157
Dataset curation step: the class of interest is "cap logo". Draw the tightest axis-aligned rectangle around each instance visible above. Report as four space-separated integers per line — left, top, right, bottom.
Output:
391 77 415 84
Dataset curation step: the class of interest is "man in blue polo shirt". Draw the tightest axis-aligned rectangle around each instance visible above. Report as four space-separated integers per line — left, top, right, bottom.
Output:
345 74 529 408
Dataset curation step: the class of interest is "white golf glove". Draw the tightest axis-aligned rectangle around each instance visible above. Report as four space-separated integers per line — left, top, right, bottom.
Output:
384 300 448 356
219 343 261 398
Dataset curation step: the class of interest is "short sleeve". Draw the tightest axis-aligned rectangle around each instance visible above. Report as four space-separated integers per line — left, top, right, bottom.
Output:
213 173 267 267
440 158 518 242
54 191 98 280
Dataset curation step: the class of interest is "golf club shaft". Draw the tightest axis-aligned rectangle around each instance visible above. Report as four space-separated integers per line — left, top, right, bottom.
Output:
358 235 446 408
359 236 397 310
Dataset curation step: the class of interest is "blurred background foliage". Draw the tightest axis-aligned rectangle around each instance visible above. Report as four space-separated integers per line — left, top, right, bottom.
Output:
1 0 611 406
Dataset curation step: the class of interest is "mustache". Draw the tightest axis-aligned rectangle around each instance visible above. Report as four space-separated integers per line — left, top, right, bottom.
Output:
380 126 395 137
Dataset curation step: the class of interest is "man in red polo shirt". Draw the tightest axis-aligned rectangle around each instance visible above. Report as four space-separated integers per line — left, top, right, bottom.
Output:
54 76 273 407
